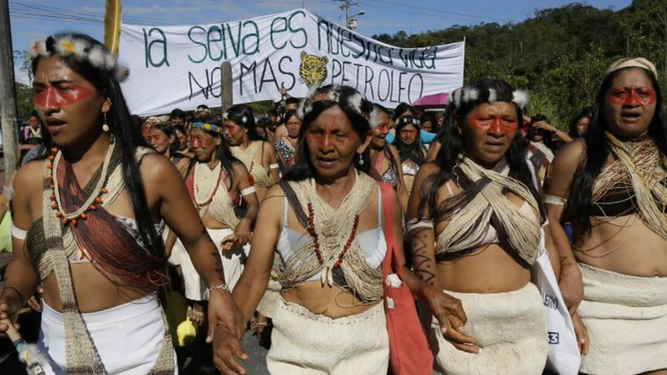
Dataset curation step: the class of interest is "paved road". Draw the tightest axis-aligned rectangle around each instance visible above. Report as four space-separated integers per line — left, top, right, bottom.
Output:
239 332 270 375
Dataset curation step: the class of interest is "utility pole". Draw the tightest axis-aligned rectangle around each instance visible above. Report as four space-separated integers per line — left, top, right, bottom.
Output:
334 0 365 31
0 0 19 185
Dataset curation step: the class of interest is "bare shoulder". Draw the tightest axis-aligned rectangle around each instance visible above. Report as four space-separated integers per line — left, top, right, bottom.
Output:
415 162 441 178
138 152 181 182
14 160 45 196
231 160 249 176
264 184 285 200
263 141 276 154
552 138 585 170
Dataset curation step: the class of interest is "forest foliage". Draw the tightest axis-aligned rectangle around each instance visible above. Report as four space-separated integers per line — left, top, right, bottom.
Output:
10 1 667 129
373 0 667 128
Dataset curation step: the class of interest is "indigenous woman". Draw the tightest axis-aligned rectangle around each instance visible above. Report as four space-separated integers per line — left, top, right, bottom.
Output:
369 103 409 211
393 115 427 195
273 110 302 172
386 103 437 145
547 57 667 375
225 105 279 202
149 122 189 175
217 85 464 375
567 107 591 140
408 79 553 374
168 121 258 335
173 124 194 159
0 33 244 374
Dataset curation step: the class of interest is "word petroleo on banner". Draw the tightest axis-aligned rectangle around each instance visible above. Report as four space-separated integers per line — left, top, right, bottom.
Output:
118 9 464 115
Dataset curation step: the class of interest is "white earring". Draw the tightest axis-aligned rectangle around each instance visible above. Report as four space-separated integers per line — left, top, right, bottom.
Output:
102 113 110 132
358 153 364 165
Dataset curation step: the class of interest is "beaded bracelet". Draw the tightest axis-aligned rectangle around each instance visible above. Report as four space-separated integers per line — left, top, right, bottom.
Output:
1 286 25 306
204 283 230 299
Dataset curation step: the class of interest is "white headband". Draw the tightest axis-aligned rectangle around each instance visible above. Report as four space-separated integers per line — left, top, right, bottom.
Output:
449 87 529 110
29 36 129 82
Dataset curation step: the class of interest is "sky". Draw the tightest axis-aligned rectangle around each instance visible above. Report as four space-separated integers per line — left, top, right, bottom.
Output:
8 0 633 83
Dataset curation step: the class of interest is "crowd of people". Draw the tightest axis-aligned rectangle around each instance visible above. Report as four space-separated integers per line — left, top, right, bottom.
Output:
0 32 666 375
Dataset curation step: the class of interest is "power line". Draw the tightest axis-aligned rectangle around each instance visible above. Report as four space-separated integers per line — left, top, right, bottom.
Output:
366 0 506 23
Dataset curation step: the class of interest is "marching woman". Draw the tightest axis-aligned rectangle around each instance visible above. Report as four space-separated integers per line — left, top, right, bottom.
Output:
393 115 428 195
408 79 554 374
225 105 279 202
167 121 259 321
0 33 244 374
149 122 189 175
215 85 466 375
173 124 194 159
369 103 409 211
547 57 667 375
273 110 302 172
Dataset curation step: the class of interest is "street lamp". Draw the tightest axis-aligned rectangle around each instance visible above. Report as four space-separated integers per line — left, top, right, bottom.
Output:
349 9 365 31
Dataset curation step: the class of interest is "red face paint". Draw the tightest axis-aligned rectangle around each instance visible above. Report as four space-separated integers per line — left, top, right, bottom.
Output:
33 84 94 107
469 116 518 133
607 87 656 106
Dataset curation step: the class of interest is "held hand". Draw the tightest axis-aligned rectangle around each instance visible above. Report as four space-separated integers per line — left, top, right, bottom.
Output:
212 324 249 375
220 234 237 251
423 286 479 354
233 220 253 247
27 284 44 313
559 264 584 315
207 287 248 374
571 312 589 355
0 292 22 337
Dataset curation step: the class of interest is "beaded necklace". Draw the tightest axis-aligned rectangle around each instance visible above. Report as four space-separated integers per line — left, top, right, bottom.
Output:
48 140 114 227
190 161 225 209
306 202 360 284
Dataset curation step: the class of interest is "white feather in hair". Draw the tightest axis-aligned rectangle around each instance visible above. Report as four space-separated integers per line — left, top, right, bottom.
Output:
368 107 380 128
463 87 479 103
349 92 364 115
487 88 497 103
72 39 87 58
88 46 106 68
452 88 463 108
512 90 529 109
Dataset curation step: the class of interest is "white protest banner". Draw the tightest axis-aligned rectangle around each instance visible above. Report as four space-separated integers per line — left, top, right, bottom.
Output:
118 9 464 115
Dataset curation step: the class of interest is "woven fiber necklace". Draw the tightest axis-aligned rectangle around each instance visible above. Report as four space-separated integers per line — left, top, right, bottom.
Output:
48 140 115 227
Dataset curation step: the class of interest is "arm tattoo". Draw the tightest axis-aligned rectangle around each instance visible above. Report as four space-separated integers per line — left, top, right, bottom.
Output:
412 231 437 286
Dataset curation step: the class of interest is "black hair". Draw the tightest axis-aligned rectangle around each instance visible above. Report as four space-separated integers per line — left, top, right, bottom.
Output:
419 78 544 223
284 85 373 181
129 115 144 143
567 107 592 139
393 102 417 121
186 125 239 188
32 33 165 263
151 122 179 156
565 67 667 238
173 124 186 136
227 104 262 141
393 116 426 166
285 97 301 107
420 112 438 132
267 108 282 124
283 109 302 123
169 108 186 121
